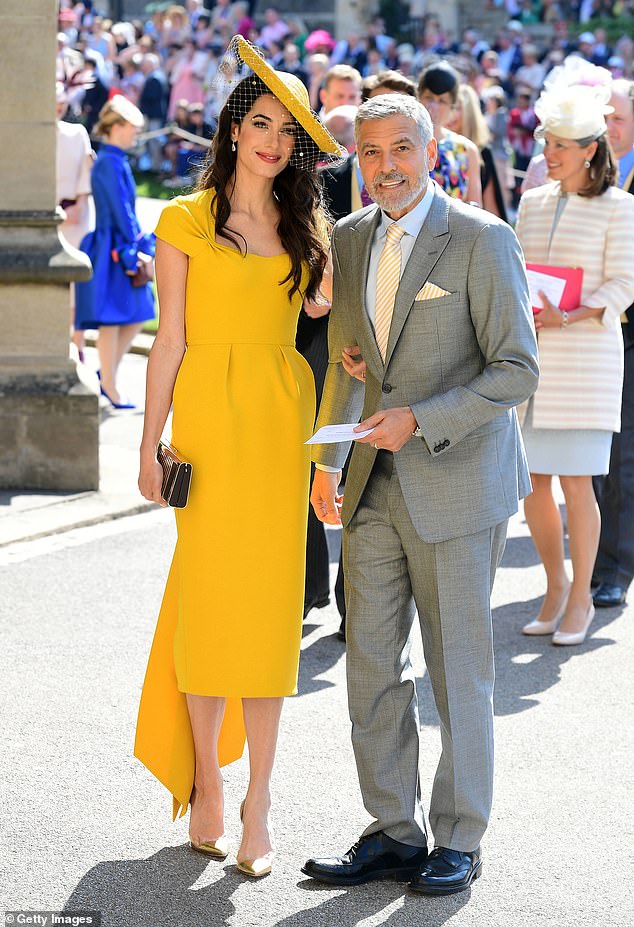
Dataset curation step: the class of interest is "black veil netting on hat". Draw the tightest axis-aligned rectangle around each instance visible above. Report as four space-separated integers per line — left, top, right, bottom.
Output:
212 36 347 170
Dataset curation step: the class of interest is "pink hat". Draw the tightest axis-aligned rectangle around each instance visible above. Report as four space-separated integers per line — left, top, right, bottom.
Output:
304 29 335 52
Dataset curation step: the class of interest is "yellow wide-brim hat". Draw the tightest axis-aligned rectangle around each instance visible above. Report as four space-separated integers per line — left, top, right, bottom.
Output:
230 35 346 159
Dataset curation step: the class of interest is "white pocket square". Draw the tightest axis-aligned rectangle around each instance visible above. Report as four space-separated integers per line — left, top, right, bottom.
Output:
415 282 452 301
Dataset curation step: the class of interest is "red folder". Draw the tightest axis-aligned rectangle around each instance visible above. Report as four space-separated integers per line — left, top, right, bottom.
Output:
525 263 583 314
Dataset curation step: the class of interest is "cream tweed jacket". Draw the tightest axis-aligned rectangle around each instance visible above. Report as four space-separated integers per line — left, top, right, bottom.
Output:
516 181 634 431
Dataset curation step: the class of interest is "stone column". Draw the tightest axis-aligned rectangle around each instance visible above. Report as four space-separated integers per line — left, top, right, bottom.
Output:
0 0 98 491
335 0 379 41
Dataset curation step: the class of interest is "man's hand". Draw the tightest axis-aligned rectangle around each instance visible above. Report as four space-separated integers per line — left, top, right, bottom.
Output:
311 469 343 525
354 407 417 453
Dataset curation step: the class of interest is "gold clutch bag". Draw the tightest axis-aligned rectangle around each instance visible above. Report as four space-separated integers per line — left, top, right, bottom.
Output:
157 440 192 508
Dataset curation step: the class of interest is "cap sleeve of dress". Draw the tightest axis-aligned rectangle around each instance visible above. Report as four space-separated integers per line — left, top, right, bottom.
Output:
154 197 208 258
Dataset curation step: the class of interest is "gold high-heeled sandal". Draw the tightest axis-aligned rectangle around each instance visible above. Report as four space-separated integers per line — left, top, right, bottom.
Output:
236 798 275 878
189 787 229 860
189 835 230 859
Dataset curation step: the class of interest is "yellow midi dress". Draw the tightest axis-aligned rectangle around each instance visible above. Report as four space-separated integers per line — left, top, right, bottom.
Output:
134 189 315 819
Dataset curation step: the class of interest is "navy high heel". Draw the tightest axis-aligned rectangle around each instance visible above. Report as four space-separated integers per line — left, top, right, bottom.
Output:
99 384 137 410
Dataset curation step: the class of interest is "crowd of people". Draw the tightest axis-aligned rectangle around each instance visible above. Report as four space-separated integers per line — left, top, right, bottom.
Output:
57 2 634 191
52 0 634 905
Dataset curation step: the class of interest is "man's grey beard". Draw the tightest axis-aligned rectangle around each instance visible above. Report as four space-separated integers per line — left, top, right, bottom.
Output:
368 168 429 213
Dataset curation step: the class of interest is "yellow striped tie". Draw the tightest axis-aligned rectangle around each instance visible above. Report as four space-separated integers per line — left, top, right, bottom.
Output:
375 223 406 361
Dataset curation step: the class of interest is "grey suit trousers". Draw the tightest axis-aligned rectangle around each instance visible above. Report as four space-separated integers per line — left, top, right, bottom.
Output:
343 451 507 851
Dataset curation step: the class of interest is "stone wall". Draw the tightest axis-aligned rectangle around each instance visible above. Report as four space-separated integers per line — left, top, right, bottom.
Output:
0 0 98 491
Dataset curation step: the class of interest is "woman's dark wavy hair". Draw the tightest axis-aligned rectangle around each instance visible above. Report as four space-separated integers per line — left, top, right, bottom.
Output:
197 75 330 301
576 132 617 197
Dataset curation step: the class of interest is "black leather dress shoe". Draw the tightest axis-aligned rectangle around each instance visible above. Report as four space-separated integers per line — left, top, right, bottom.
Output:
592 582 627 608
303 595 330 618
302 832 428 886
409 846 482 896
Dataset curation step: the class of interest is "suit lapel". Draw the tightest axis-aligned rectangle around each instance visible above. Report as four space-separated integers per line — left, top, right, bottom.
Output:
384 189 451 368
349 206 384 375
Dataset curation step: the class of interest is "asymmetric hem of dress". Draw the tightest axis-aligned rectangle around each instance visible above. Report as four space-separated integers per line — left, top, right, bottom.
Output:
134 188 314 818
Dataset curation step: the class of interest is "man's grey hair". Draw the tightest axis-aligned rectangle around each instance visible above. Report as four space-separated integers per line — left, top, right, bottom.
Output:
354 94 433 147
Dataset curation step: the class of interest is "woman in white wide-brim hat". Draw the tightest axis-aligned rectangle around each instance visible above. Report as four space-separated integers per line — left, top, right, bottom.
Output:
516 74 634 646
135 37 344 878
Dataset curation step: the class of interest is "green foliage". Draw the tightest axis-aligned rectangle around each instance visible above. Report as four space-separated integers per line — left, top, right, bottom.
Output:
133 171 183 200
570 16 634 44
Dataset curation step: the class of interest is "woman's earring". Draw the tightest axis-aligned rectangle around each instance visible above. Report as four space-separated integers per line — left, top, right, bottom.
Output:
231 140 236 153
584 159 591 168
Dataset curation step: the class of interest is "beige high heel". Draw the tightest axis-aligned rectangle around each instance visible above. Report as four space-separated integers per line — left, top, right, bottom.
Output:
552 602 595 646
522 585 570 635
236 798 275 878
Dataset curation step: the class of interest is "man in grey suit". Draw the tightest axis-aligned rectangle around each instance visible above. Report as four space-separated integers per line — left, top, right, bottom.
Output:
302 95 538 895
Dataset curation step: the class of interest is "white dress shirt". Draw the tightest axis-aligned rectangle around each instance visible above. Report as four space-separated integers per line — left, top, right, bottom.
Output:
365 182 434 330
315 182 435 471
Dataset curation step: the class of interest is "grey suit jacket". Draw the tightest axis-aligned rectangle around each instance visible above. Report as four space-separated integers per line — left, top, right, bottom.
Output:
312 184 539 544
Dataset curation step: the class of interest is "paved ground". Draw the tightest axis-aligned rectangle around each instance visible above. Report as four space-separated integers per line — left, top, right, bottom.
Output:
0 195 167 549
0 350 155 547
1 250 632 924
1 347 633 926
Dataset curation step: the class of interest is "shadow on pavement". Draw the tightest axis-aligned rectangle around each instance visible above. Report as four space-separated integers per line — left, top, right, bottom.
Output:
273 878 471 926
297 623 344 697
415 595 623 726
64 844 472 927
64 845 244 926
499 534 541 569
491 596 622 716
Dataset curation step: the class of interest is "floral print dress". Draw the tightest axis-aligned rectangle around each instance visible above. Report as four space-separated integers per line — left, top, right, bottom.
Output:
432 131 469 199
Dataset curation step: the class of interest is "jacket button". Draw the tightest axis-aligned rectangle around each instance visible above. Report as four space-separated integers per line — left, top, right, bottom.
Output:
382 383 393 393
443 439 450 448
434 444 442 453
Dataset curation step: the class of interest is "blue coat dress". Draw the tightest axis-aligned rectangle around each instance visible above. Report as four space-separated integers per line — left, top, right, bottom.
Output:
75 144 155 329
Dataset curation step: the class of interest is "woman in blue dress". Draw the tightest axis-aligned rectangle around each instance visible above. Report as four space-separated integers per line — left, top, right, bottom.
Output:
76 95 155 409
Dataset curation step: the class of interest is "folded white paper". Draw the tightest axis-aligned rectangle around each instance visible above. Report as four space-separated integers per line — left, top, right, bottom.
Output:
305 423 375 445
525 268 566 310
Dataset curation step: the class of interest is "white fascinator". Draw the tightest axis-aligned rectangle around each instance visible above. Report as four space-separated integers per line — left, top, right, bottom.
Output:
534 56 613 141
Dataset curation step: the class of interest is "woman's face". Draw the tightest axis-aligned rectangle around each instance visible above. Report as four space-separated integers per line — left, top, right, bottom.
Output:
109 120 140 151
447 96 463 133
543 132 597 191
232 94 297 178
418 87 455 130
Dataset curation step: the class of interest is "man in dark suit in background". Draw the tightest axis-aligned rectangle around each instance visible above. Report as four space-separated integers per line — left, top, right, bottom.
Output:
297 105 359 629
139 53 168 173
593 79 634 607
299 77 418 631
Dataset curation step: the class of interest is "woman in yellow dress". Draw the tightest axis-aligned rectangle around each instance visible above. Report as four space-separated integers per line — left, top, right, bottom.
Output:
135 37 343 877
